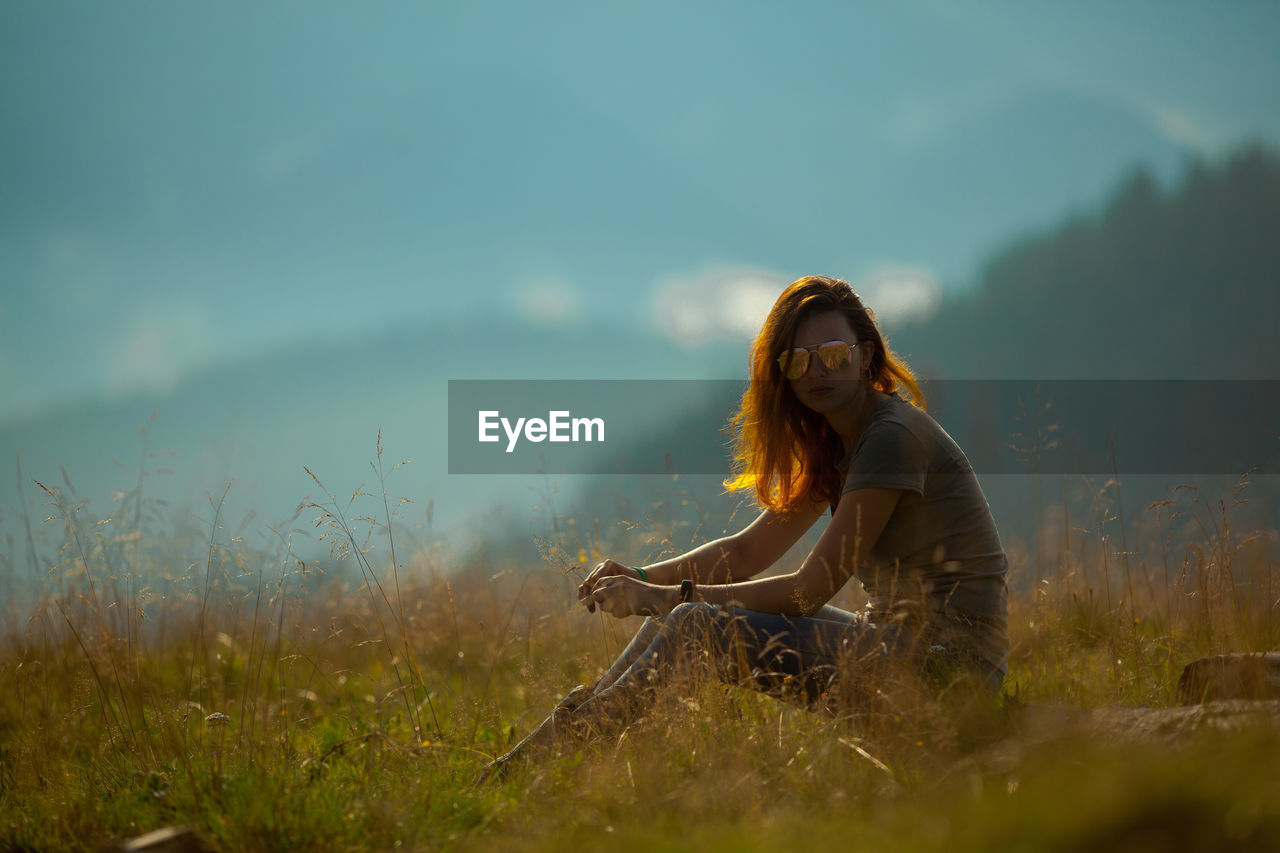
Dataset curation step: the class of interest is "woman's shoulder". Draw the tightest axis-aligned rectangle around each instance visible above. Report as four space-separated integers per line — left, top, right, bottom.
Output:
879 392 934 423
859 393 938 446
856 393 971 469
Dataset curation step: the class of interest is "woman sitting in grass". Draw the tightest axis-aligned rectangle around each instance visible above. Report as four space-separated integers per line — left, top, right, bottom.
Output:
481 274 1009 780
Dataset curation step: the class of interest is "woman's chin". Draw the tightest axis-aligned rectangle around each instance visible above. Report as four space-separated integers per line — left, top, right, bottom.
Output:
799 392 841 413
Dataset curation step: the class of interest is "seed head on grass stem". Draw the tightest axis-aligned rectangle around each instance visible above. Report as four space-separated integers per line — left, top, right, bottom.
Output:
305 439 443 742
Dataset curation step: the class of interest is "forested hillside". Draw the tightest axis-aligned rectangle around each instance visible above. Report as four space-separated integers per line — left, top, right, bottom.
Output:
894 145 1280 379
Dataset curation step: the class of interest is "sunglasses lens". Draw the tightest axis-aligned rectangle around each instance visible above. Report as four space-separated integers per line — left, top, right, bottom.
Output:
778 349 808 379
818 343 851 371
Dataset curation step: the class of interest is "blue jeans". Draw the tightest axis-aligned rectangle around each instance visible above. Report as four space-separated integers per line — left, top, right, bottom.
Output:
597 602 948 709
594 602 1004 709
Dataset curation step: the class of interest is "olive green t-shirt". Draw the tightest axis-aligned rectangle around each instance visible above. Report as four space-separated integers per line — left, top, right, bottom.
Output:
836 393 1010 674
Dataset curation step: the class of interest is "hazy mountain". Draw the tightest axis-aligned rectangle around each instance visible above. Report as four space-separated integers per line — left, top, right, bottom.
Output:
0 319 748 571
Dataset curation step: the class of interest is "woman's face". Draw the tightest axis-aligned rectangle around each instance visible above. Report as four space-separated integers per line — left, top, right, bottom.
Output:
784 310 870 414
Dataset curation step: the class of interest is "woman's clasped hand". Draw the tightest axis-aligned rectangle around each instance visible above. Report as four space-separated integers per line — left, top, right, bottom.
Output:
578 561 676 617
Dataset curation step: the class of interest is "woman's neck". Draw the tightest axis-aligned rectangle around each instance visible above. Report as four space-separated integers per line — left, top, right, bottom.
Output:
828 387 889 451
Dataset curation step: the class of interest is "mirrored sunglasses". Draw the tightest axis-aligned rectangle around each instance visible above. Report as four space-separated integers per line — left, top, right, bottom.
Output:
776 340 859 380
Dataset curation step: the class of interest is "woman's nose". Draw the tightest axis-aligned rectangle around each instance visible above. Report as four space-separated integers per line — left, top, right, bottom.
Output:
805 351 827 379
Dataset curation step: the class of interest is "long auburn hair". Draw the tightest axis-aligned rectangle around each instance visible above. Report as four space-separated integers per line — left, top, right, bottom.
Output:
724 275 925 513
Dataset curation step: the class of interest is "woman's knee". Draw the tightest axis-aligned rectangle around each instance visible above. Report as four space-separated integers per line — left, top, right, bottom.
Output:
655 602 731 663
665 601 719 631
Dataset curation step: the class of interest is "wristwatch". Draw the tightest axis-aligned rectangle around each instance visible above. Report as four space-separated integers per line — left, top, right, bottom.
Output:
679 578 694 603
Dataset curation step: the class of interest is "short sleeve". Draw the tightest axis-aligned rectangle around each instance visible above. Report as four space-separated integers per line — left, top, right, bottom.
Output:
843 419 929 495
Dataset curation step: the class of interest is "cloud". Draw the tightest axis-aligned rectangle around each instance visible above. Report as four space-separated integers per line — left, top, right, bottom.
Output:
652 266 786 346
510 276 584 326
852 264 941 327
1150 106 1224 155
258 135 325 182
879 82 1022 148
880 96 953 147
106 304 217 396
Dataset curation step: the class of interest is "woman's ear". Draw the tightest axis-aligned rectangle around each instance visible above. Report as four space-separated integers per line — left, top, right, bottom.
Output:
861 341 875 376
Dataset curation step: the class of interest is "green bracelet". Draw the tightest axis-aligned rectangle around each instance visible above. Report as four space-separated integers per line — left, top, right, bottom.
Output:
631 566 649 582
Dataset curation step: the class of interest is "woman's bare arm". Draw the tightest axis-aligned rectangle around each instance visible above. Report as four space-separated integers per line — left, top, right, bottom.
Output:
578 500 826 605
692 487 900 614
641 500 826 586
585 488 902 618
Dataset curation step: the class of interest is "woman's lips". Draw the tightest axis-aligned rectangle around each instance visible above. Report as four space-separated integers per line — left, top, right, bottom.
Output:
808 385 834 397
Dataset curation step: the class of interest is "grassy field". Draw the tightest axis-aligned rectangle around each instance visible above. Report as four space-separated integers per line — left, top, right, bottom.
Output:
2 455 1278 851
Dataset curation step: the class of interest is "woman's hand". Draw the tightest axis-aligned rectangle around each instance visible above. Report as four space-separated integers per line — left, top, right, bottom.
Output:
578 559 641 609
580 575 677 618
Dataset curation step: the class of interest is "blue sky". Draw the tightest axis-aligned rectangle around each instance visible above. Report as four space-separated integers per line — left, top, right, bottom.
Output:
3 0 1278 422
